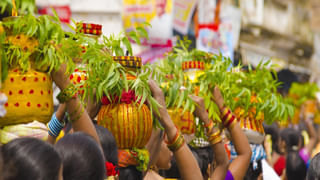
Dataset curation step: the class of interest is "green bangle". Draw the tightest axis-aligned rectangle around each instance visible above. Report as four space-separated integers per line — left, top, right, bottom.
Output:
57 85 77 103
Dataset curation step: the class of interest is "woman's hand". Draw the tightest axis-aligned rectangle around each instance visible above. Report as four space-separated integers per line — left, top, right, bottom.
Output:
212 86 225 112
189 95 209 124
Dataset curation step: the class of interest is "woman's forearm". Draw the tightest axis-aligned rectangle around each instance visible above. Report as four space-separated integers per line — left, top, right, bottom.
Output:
66 97 100 144
211 142 228 180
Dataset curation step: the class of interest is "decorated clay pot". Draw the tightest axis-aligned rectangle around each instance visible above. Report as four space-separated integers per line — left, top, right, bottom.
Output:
0 68 53 127
182 61 205 84
233 96 265 144
168 108 195 134
97 56 152 149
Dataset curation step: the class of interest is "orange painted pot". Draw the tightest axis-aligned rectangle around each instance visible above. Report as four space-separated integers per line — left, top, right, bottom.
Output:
97 103 152 149
0 68 53 127
234 105 265 144
168 108 195 134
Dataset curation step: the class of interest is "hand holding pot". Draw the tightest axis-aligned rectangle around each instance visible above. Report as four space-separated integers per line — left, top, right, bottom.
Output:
148 79 176 140
212 86 225 112
189 95 209 124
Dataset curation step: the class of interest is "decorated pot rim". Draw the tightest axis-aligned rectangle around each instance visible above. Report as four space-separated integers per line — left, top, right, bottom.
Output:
182 61 205 71
113 56 142 69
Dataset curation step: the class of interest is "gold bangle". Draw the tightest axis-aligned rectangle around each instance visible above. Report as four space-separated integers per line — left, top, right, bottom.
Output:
208 129 222 145
167 131 185 152
57 85 77 103
204 121 214 135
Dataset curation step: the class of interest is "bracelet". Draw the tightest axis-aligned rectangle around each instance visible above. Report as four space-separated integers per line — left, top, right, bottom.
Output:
47 113 65 137
207 129 222 145
221 107 237 129
204 121 214 135
57 85 78 103
166 130 185 152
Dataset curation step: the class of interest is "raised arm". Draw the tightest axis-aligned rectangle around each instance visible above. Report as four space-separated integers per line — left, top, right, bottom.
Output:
212 86 251 180
148 80 203 180
51 64 100 144
302 106 318 155
191 95 228 180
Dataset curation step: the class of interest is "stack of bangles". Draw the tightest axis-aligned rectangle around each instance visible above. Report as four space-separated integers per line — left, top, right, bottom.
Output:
222 107 237 129
204 121 222 145
47 113 65 137
165 129 185 152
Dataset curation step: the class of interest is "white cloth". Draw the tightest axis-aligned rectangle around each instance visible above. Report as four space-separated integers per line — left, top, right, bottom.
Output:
0 93 7 117
149 14 173 42
262 159 280 180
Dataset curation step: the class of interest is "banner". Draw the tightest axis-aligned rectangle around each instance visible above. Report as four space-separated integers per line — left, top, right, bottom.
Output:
173 0 198 35
38 6 71 23
122 0 173 46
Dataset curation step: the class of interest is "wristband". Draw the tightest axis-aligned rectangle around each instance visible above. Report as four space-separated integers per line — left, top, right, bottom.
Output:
204 120 214 135
221 107 238 129
47 113 65 137
166 129 185 152
57 85 77 103
207 129 222 145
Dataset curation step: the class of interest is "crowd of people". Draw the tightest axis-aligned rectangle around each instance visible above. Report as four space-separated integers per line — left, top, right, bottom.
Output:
1 9 320 180
0 61 319 180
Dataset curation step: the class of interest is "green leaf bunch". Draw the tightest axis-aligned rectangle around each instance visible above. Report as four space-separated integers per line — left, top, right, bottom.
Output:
288 82 319 107
0 0 36 15
0 13 86 81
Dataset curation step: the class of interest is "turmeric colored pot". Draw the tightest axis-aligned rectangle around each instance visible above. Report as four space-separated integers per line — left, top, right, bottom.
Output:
97 103 152 149
168 108 195 134
0 68 53 127
234 106 265 144
97 56 153 149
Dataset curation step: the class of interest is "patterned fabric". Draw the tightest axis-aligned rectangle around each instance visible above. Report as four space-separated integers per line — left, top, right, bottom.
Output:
118 148 149 171
0 121 48 144
229 142 266 170
189 137 210 148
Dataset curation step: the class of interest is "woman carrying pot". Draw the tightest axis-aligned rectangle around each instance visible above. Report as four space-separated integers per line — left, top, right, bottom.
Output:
190 86 252 180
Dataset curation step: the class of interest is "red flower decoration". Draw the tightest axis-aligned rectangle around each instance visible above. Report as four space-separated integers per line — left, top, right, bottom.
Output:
101 90 143 105
105 162 119 177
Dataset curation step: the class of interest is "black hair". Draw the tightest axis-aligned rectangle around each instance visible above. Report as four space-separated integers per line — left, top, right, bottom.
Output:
286 151 307 180
263 123 280 153
280 128 300 152
159 157 180 178
95 125 118 165
1 137 61 180
280 128 307 180
119 166 143 180
55 132 105 180
307 152 320 180
243 160 262 180
277 69 298 95
159 145 214 179
189 146 214 179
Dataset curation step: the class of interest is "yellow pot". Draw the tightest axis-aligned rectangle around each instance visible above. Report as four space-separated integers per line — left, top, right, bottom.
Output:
168 108 195 134
97 103 152 149
0 68 54 127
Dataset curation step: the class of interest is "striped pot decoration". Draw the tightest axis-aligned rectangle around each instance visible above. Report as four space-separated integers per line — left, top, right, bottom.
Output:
234 107 265 135
97 103 152 149
168 108 195 134
0 68 53 127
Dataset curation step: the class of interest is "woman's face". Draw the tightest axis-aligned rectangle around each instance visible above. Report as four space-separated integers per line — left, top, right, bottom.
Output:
155 141 173 170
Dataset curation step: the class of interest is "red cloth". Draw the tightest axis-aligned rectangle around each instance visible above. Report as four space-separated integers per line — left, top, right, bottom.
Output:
274 156 286 176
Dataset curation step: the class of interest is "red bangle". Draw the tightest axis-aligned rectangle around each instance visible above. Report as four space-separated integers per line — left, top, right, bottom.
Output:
165 128 179 145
